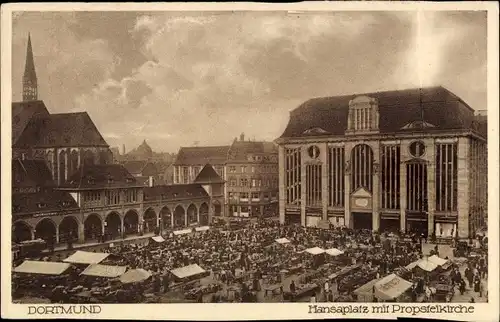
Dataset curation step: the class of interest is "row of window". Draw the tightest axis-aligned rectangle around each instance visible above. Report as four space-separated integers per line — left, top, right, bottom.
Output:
228 192 277 200
285 143 466 212
174 166 225 184
83 189 138 204
228 177 278 187
228 165 279 174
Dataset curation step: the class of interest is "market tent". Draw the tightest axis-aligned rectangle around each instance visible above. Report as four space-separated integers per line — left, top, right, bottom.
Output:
13 260 71 275
151 236 165 243
275 238 291 244
416 258 439 272
428 255 447 266
119 269 152 284
325 248 344 256
63 251 110 265
374 274 413 301
195 226 210 232
170 264 206 280
81 264 127 278
305 247 325 255
405 260 419 270
353 277 383 302
173 229 192 236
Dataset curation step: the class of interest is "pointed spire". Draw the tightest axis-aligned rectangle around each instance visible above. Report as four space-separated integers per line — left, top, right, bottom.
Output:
23 32 38 101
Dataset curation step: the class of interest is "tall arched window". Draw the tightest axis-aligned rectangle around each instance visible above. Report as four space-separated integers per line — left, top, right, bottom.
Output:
350 144 374 192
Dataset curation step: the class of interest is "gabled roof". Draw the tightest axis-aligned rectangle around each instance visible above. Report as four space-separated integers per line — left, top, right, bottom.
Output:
193 164 224 184
12 188 79 215
14 111 109 148
227 140 278 162
278 86 480 139
174 146 230 165
60 164 140 189
143 184 210 201
12 159 55 188
12 100 49 145
122 160 150 174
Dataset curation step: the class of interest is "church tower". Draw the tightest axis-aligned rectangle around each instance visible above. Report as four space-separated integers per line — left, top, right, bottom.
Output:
22 33 38 101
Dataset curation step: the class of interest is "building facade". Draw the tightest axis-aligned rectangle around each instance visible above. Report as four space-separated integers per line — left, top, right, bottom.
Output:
226 134 279 217
173 146 229 184
276 87 487 239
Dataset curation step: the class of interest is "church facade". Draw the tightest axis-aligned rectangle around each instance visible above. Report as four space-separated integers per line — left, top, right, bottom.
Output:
276 87 487 239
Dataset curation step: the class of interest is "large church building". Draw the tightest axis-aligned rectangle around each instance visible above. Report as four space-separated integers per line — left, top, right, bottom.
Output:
276 87 487 239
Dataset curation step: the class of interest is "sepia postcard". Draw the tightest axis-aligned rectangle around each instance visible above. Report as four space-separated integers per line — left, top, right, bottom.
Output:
1 2 499 321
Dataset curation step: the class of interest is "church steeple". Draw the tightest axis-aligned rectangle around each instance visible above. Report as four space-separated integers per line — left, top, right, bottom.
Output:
22 33 38 101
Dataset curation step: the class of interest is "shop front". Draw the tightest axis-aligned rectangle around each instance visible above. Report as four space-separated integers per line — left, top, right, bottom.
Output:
284 207 301 225
305 211 322 228
351 212 373 230
405 212 428 237
380 213 400 233
328 211 345 228
434 215 458 242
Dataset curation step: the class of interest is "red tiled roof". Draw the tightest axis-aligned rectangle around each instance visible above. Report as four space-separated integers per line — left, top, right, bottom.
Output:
12 188 79 215
12 100 49 145
174 146 230 165
60 164 140 189
193 164 224 184
14 111 109 148
278 86 480 139
143 184 209 201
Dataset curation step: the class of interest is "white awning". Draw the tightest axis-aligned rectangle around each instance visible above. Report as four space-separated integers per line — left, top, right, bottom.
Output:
14 260 71 275
195 226 210 232
63 251 110 265
275 238 291 244
81 264 127 278
416 258 439 272
173 229 192 236
151 236 165 243
305 247 325 255
428 255 448 266
119 269 152 284
325 248 344 256
374 274 413 300
170 264 206 279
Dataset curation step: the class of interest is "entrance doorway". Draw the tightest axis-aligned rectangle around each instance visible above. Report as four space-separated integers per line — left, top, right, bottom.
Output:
406 219 428 237
380 218 400 233
285 213 301 225
352 212 372 230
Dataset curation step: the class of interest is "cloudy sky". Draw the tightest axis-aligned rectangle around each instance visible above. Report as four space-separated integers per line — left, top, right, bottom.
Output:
12 10 487 153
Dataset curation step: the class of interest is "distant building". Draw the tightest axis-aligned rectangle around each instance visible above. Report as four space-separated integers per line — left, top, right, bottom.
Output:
226 135 279 218
122 160 160 186
276 86 487 239
173 146 229 184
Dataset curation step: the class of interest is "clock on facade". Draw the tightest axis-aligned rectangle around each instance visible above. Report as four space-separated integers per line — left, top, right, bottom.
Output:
409 141 426 158
308 145 320 159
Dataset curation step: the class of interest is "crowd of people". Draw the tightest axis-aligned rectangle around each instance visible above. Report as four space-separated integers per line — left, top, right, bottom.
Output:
12 218 488 304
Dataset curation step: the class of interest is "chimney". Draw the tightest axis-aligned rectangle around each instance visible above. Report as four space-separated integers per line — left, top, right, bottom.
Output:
240 133 245 141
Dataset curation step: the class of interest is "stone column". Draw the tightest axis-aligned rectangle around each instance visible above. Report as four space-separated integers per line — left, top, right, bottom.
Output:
400 141 408 233
457 137 470 238
31 229 35 240
197 207 200 223
371 142 380 232
344 143 352 228
300 146 307 227
57 149 61 185
170 209 175 227
184 210 188 227
78 219 85 243
321 143 329 221
64 149 69 182
278 145 286 224
425 139 436 235
55 228 60 244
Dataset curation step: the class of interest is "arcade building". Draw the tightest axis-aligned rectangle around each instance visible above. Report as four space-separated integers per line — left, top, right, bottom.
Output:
276 87 487 239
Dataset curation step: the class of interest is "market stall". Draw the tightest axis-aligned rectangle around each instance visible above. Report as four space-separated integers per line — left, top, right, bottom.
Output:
353 276 383 302
195 226 210 232
374 273 413 302
173 229 193 236
63 251 110 265
119 269 152 284
170 264 208 282
14 260 71 275
81 264 127 278
151 236 166 243
304 247 325 268
275 238 291 245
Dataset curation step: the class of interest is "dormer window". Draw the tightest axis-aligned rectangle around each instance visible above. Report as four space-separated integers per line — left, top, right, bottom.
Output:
173 193 178 198
87 176 95 185
126 177 134 183
61 201 71 207
37 202 47 209
346 96 379 134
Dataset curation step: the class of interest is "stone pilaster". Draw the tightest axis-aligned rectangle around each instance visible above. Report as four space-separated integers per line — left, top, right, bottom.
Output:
457 137 470 238
371 142 380 232
321 143 329 221
400 141 408 232
425 139 436 235
344 142 353 228
300 146 307 226
64 149 69 182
